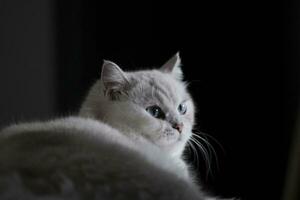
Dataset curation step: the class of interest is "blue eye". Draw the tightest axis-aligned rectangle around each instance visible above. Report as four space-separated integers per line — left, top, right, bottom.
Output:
146 105 165 119
178 103 187 115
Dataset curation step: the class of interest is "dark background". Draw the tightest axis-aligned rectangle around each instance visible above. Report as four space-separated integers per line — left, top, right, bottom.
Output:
0 0 299 199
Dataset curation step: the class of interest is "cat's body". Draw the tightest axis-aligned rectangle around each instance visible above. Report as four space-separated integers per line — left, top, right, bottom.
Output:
0 117 203 200
0 54 228 200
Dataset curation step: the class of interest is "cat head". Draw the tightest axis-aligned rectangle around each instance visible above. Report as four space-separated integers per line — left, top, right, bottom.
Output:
80 53 195 158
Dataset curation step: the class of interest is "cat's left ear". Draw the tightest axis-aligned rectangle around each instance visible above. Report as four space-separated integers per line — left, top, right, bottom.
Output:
101 60 129 99
160 52 183 80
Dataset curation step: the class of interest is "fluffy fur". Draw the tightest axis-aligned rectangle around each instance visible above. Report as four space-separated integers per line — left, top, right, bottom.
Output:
0 53 229 200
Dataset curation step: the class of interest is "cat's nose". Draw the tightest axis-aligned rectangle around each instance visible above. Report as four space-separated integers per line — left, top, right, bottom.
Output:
172 123 183 133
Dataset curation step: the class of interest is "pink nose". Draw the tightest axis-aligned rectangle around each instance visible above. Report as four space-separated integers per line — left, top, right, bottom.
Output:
172 123 183 133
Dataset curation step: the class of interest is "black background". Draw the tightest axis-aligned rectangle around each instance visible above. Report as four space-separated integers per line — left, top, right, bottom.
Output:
1 0 299 199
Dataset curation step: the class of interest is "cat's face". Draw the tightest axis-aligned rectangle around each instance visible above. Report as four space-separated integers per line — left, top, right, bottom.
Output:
80 53 195 157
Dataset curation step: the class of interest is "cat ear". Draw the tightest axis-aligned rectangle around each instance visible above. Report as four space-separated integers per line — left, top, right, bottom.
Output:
160 52 183 80
101 60 129 98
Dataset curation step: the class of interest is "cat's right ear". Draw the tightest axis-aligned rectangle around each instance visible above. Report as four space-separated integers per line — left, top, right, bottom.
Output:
160 52 183 80
101 60 129 98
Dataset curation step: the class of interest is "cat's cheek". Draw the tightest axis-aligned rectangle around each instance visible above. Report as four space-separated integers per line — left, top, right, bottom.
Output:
137 112 160 130
179 122 193 142
184 111 194 125
182 117 193 131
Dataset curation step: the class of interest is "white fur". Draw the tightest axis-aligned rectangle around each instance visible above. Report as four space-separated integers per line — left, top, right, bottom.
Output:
0 54 230 200
0 117 204 199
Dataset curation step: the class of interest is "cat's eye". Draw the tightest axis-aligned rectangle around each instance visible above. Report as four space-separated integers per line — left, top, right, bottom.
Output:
146 105 165 119
178 103 187 115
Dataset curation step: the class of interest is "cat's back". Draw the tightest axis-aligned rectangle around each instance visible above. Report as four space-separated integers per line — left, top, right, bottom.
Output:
0 117 135 155
0 117 136 167
0 117 203 200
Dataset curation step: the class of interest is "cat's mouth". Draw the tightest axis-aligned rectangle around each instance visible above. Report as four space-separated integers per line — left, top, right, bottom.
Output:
154 130 180 147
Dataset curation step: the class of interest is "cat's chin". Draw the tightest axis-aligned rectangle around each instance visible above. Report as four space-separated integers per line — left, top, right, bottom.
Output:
156 139 186 158
155 140 178 147
154 132 181 147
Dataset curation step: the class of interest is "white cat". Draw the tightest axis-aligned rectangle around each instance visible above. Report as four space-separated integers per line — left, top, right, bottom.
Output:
0 53 230 200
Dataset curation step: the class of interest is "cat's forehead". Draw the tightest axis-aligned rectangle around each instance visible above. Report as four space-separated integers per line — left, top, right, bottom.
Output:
127 70 188 106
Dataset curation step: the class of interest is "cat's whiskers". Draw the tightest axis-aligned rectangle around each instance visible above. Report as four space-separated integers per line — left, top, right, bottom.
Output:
192 133 216 162
195 130 225 153
194 130 225 172
189 137 212 177
187 140 199 169
191 130 224 177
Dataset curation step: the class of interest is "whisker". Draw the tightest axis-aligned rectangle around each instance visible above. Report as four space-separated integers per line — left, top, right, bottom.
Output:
187 141 195 163
195 130 225 153
192 134 217 161
188 140 199 169
192 130 222 172
192 133 219 173
192 134 213 157
189 137 211 177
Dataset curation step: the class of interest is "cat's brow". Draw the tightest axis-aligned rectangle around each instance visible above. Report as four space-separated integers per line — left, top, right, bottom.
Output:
153 79 177 103
148 79 172 102
156 86 173 101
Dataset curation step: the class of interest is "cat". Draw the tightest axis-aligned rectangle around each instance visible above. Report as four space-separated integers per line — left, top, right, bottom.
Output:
0 53 231 200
